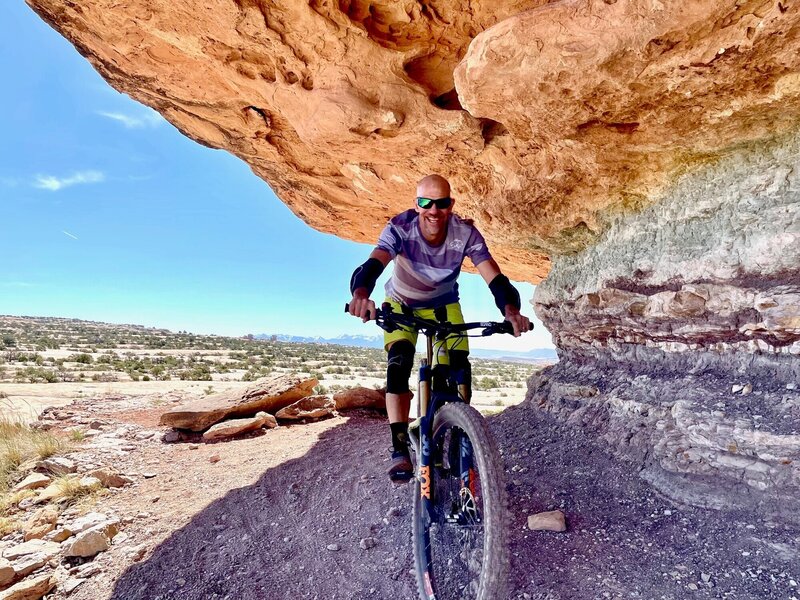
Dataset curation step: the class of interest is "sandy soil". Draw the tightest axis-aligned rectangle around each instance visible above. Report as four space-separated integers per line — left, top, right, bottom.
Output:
6 385 798 600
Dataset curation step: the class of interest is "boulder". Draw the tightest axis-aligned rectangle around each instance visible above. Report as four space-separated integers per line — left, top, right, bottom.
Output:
201 412 277 442
333 387 387 412
62 519 120 558
275 396 336 421
0 573 55 600
159 374 317 431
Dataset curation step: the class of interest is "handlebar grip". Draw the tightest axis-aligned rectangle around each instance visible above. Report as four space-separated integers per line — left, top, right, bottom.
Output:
344 303 350 313
528 322 534 331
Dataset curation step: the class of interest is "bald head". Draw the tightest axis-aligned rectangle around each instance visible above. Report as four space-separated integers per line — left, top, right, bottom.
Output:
416 174 450 199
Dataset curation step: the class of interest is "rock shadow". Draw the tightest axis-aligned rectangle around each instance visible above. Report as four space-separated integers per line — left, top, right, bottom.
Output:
109 413 417 600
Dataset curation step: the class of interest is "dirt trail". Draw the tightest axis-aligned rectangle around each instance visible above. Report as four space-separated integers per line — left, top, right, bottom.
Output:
50 398 799 600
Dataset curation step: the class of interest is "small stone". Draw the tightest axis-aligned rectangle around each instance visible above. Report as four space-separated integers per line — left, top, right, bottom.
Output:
787 383 796 390
701 573 711 583
209 455 221 464
163 430 181 443
688 583 698 590
12 473 51 493
526 510 567 532
151 496 161 503
0 558 14 587
79 476 103 490
731 384 744 394
87 467 133 488
75 563 102 578
385 507 402 518
126 544 147 562
326 544 340 551
188 444 200 450
63 578 85 594
176 578 186 586
2 539 62 562
359 537 377 550
741 383 753 395
142 472 157 479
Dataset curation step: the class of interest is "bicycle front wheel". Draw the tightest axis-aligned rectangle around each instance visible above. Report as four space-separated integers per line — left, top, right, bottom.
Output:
412 402 509 600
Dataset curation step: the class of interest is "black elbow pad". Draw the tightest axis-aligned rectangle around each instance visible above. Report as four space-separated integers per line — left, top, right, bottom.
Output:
488 274 521 316
350 257 385 296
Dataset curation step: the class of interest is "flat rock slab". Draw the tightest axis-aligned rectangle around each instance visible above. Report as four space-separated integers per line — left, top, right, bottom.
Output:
202 412 277 442
159 374 317 431
333 387 387 411
276 395 336 421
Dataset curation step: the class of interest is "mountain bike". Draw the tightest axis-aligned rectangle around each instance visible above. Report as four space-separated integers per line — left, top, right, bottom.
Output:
350 302 531 600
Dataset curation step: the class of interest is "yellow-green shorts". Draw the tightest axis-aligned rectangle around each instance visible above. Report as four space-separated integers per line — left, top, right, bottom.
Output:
383 298 469 364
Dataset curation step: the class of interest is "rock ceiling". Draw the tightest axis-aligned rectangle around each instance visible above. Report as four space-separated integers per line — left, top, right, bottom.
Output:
26 0 800 282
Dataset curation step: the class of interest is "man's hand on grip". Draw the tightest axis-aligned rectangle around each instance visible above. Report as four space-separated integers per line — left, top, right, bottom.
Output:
349 289 377 323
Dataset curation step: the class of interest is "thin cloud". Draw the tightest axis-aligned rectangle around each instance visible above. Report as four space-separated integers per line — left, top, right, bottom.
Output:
98 109 162 129
62 230 79 240
34 171 105 191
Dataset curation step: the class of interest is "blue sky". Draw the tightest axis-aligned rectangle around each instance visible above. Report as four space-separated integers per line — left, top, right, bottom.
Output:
1 4 553 351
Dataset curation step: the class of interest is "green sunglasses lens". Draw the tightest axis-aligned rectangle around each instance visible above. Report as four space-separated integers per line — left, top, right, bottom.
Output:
417 197 451 209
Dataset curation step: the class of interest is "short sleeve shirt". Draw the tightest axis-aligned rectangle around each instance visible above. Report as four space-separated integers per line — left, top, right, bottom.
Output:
376 209 493 308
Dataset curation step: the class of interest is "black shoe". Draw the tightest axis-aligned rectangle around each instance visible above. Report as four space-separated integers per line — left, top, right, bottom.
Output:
388 450 413 482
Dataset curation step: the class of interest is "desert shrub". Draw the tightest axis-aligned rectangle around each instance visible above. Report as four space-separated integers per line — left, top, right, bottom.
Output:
475 376 501 391
180 364 212 381
69 353 93 364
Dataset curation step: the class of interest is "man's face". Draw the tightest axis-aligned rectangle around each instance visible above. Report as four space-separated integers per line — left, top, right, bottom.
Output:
415 180 453 242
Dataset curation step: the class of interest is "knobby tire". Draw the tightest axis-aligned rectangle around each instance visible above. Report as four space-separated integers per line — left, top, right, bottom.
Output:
412 402 509 600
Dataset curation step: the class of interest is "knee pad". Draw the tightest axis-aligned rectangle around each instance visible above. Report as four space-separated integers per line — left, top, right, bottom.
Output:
386 341 415 394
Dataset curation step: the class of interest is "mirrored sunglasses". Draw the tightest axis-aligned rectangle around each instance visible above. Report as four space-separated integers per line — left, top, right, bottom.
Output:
416 196 452 209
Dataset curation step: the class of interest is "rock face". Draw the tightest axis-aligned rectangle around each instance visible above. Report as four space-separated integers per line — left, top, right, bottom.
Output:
25 1 800 520
533 132 800 522
27 0 800 281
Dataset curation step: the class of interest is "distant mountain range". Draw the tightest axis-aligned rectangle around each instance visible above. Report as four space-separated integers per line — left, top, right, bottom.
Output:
255 333 558 361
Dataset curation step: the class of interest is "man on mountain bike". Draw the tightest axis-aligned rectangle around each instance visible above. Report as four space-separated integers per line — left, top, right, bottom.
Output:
347 174 530 482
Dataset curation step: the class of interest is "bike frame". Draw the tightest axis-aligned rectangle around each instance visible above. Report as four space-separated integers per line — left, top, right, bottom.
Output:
366 305 513 519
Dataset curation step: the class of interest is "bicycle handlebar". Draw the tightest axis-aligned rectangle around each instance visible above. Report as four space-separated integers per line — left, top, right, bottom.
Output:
344 302 533 338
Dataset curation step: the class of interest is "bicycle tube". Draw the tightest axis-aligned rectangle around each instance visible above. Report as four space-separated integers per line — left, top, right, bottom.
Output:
411 402 509 600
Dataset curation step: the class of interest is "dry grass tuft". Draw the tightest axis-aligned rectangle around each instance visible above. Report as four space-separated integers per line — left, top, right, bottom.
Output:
68 428 86 442
0 410 67 494
0 489 36 516
50 476 103 506
0 516 21 537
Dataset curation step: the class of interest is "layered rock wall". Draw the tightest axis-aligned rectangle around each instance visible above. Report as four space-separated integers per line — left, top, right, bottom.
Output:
533 132 800 520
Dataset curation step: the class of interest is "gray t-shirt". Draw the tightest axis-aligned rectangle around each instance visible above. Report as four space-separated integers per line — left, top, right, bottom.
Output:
376 209 493 308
